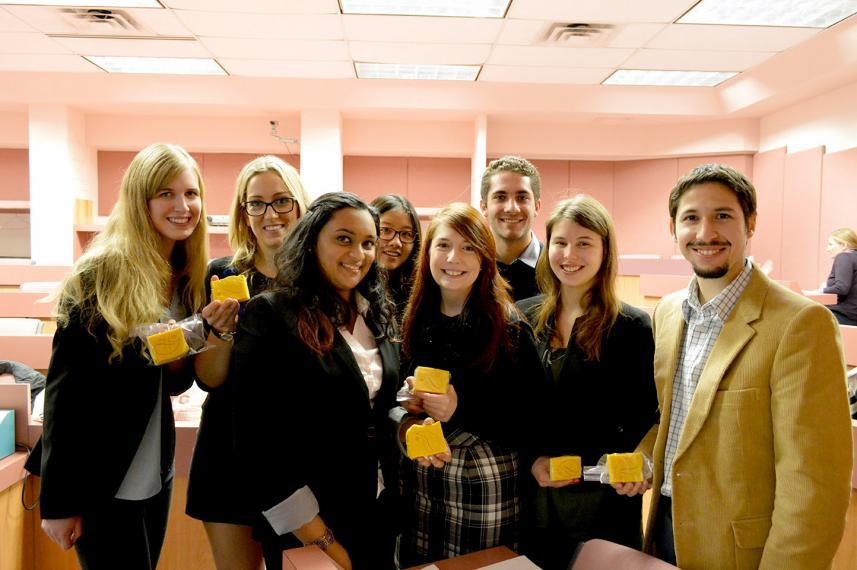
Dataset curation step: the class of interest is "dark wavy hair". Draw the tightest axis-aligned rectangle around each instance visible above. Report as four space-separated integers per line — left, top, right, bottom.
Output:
370 194 422 304
274 192 395 356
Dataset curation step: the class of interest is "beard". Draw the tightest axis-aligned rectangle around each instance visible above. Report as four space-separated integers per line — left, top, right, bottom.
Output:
691 263 729 279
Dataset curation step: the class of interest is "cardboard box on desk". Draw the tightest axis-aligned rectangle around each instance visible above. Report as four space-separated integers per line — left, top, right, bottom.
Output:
282 546 342 570
0 410 14 460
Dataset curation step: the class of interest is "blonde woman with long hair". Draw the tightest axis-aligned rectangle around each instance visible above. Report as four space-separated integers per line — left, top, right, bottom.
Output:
32 143 217 569
517 196 658 569
823 227 857 325
187 155 310 570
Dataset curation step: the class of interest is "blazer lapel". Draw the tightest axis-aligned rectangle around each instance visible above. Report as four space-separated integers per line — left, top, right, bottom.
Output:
654 298 685 420
331 331 370 400
673 268 767 461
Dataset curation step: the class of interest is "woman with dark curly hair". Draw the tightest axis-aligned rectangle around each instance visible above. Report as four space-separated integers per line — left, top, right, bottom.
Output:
231 192 399 570
370 194 421 320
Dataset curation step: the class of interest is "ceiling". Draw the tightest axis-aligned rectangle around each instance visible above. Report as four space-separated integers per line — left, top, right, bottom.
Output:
1 0 857 123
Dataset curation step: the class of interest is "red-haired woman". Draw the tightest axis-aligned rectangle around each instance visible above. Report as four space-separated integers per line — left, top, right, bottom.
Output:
396 202 544 566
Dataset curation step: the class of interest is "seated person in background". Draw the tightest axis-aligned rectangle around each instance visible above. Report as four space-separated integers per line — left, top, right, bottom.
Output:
518 195 657 570
479 156 543 301
823 227 857 325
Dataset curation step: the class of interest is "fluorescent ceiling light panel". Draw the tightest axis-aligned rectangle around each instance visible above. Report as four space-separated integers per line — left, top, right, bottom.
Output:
355 62 480 80
0 0 162 6
678 0 857 28
86 56 226 75
340 0 509 18
603 69 737 87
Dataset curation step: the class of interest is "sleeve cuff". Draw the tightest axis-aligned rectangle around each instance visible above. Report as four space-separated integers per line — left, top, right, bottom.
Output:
262 486 319 536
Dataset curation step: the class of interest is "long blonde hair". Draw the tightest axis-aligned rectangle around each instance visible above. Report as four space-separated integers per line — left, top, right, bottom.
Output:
533 195 619 361
228 156 310 273
830 228 857 251
57 143 209 361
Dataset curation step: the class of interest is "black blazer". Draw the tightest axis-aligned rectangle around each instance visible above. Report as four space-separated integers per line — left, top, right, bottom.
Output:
231 291 399 562
32 307 193 519
517 297 658 464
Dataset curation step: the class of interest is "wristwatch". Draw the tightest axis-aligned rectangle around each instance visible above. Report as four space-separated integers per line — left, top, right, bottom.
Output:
210 328 235 342
310 527 335 551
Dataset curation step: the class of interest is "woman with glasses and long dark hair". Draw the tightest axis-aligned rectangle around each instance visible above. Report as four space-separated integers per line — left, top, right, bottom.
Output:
231 192 400 570
186 156 311 569
370 195 421 319
396 202 544 566
517 196 657 569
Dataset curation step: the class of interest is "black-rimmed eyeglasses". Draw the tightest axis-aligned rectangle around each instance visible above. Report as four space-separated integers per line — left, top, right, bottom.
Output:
243 197 296 216
379 227 416 243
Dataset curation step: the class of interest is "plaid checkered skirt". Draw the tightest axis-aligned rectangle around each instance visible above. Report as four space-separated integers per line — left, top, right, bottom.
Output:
398 428 521 566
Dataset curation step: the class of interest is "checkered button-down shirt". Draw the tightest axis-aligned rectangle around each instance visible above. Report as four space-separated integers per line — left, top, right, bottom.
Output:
661 259 753 497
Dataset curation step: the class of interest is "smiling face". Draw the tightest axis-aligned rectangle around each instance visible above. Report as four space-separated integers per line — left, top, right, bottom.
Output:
548 219 604 296
481 170 540 247
377 208 416 272
429 223 482 305
147 167 202 255
671 182 755 286
245 170 300 254
316 207 378 300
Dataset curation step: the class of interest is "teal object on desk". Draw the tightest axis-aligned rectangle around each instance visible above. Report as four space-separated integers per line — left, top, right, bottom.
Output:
0 410 14 460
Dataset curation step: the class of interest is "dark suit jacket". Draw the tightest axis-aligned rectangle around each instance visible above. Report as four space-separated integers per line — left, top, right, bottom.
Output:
231 290 400 565
33 307 193 519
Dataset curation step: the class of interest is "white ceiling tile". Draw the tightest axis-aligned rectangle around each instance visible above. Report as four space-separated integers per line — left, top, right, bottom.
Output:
0 8 35 32
479 64 611 84
488 45 633 67
647 24 819 52
623 49 775 71
608 23 666 48
51 37 210 57
0 53 99 72
175 11 343 39
342 14 502 43
496 19 545 45
200 37 349 60
349 41 491 64
5 5 192 36
161 0 339 13
219 58 354 77
0 32 69 54
506 0 697 24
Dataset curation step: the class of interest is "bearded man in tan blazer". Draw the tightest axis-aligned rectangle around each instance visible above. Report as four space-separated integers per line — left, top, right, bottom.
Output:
615 164 852 569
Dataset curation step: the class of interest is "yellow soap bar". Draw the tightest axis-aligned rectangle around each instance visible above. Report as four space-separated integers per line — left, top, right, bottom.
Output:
405 421 447 459
607 452 644 483
147 326 189 366
550 455 582 481
211 275 250 303
413 366 450 394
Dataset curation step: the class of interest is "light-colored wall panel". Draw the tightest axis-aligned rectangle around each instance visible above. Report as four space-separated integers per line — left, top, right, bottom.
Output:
613 159 678 257
780 147 824 289
819 147 857 285
750 147 786 278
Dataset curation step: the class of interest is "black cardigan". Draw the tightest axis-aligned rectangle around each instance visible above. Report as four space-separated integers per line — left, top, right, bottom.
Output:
33 308 193 518
230 290 400 563
517 296 658 464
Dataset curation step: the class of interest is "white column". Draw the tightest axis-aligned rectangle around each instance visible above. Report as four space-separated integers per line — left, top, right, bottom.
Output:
299 110 343 199
470 114 488 207
28 105 96 265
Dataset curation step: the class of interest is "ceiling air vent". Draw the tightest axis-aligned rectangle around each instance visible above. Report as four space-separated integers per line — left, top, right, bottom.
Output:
540 23 616 47
58 8 142 34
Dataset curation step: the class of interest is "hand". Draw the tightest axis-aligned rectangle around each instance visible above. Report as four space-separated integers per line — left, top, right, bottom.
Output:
416 384 457 423
530 456 579 488
42 516 83 550
401 377 425 415
414 418 452 469
202 277 240 337
613 480 652 497
322 541 352 570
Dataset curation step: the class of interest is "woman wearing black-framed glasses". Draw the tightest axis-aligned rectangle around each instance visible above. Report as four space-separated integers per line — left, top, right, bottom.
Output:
370 195 422 321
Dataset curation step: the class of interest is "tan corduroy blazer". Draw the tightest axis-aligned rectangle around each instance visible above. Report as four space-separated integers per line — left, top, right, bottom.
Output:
640 267 853 570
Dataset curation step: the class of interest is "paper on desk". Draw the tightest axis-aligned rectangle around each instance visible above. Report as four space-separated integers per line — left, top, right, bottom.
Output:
479 555 541 569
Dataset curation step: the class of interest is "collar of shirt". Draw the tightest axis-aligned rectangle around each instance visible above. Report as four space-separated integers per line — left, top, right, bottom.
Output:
516 233 542 268
682 258 753 325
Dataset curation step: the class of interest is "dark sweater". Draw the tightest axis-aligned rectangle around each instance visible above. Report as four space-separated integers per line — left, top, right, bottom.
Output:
824 251 857 323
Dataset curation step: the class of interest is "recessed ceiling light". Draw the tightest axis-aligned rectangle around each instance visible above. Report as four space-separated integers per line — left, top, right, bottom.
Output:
0 0 162 6
86 56 226 75
340 0 509 18
678 0 857 28
356 62 480 80
603 69 737 87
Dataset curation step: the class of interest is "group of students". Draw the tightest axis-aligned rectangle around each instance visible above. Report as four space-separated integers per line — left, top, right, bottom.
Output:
27 145 853 570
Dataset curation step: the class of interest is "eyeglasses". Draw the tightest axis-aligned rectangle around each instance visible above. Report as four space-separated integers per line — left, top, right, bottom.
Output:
243 197 296 216
379 226 416 243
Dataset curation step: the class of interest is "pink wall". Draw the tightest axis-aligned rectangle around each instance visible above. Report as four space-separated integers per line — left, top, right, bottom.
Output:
781 147 823 289
0 148 29 201
343 156 470 207
819 147 857 284
751 148 786 277
612 159 679 257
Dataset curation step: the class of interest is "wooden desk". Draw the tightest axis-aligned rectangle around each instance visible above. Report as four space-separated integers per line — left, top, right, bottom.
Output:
405 546 519 569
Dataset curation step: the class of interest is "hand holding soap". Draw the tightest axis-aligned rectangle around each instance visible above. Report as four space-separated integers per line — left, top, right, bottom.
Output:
147 327 190 365
211 275 250 303
549 455 582 481
413 366 450 394
606 452 644 483
406 420 447 459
